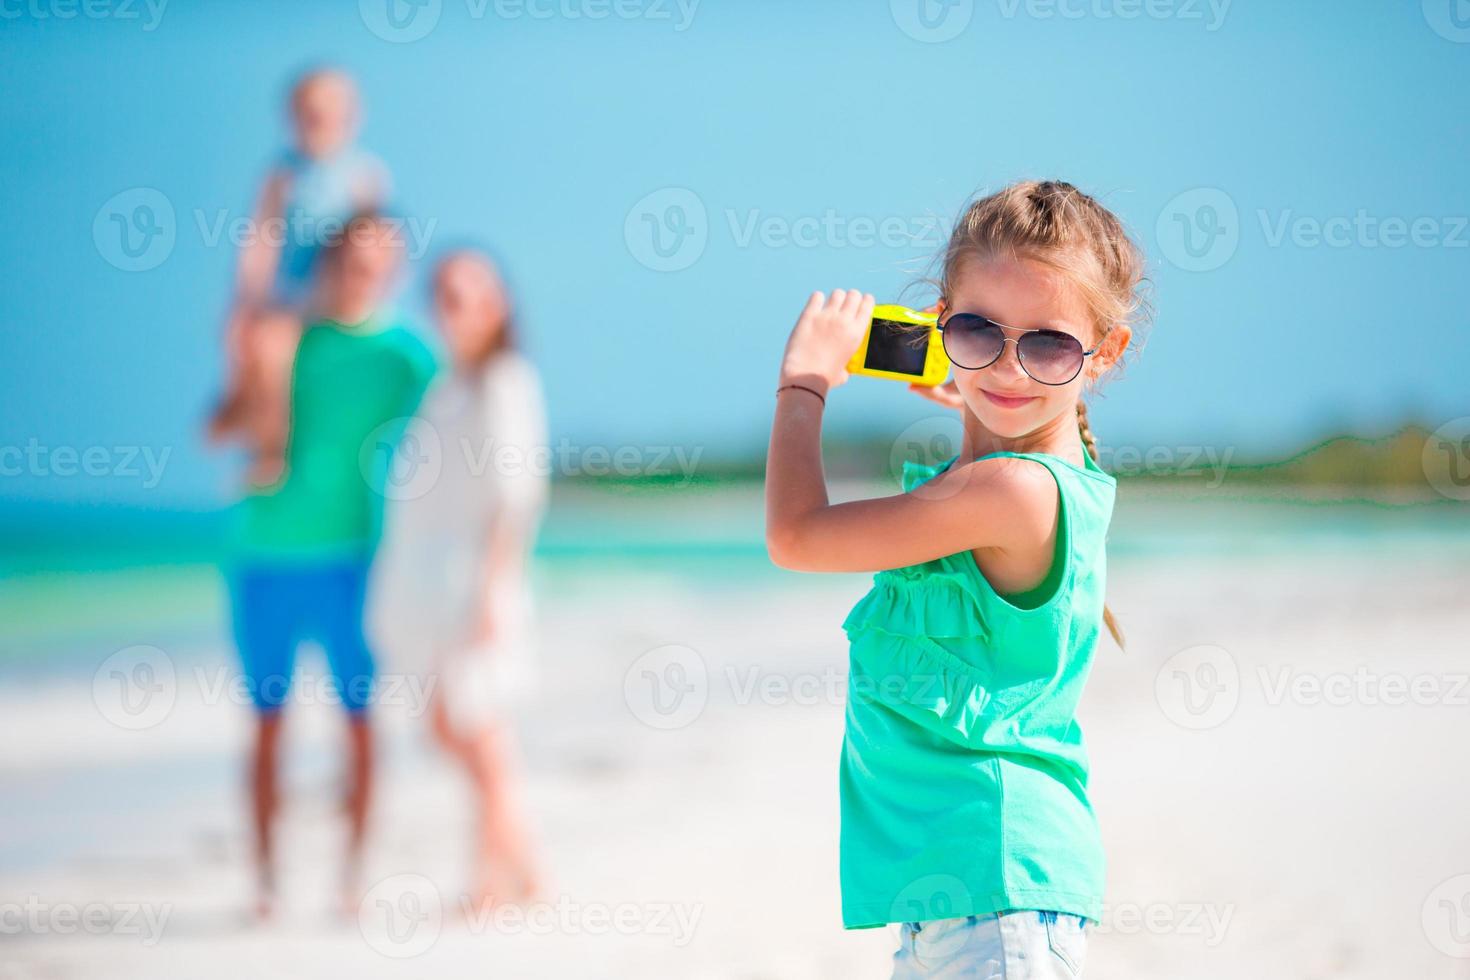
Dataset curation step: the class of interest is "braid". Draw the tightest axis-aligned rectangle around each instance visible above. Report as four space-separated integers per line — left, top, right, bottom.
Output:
1078 400 1126 650
1076 400 1100 467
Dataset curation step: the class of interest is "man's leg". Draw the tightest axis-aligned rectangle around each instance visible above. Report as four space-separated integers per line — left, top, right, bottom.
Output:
229 564 299 919
313 558 379 914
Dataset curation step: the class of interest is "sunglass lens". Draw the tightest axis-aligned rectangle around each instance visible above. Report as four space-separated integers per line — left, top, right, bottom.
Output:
1017 331 1085 385
942 315 1005 370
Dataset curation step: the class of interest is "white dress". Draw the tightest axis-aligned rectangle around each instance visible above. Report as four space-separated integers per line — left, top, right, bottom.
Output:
370 351 550 732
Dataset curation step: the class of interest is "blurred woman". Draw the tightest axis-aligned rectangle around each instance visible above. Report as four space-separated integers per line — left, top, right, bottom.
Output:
372 250 549 908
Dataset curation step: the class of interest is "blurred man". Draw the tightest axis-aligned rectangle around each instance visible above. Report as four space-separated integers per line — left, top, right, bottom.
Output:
224 212 436 919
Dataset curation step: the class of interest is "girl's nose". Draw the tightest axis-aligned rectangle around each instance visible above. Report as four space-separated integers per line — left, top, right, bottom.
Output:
985 337 1028 381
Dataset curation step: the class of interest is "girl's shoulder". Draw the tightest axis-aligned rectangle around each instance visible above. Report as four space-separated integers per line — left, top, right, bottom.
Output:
906 451 1062 513
911 448 1114 494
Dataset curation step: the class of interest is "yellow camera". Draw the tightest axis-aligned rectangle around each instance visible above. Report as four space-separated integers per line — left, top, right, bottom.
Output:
846 304 949 386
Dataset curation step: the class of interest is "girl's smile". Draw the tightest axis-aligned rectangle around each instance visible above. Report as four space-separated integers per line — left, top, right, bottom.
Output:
979 388 1039 410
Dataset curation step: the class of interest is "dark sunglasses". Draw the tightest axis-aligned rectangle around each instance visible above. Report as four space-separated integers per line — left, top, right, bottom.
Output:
939 312 1104 386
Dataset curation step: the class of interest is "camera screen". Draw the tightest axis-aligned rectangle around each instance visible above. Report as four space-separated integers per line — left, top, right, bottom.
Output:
863 318 930 377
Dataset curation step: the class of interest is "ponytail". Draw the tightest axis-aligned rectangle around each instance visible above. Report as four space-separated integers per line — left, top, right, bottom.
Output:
1077 401 1125 650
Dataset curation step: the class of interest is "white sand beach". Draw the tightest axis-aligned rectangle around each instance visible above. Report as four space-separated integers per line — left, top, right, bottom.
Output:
2 485 1468 979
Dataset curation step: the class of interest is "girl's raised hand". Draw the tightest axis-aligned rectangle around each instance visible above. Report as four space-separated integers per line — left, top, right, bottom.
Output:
778 289 875 395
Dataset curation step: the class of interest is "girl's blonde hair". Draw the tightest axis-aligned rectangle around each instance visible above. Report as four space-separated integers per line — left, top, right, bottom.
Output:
937 180 1151 648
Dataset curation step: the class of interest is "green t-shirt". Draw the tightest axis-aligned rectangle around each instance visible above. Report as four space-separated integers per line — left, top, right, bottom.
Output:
838 447 1116 929
233 315 438 560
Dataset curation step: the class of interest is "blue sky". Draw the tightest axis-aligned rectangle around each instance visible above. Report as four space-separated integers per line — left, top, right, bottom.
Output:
1 0 1467 507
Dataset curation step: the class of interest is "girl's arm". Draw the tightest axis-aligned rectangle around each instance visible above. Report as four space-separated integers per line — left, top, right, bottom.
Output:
764 290 1057 574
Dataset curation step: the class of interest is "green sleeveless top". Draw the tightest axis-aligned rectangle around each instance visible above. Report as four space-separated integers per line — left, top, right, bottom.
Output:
838 447 1116 929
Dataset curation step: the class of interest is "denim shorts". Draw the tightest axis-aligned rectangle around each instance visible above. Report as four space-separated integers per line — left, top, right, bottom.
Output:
891 910 1088 979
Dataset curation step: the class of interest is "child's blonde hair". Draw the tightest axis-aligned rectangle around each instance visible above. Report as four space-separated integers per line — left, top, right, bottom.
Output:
938 180 1151 648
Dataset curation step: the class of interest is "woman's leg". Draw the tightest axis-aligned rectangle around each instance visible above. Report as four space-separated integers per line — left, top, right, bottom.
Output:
428 685 540 908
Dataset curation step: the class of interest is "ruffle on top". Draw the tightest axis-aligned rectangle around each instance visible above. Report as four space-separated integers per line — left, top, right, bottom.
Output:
839 455 1002 744
840 564 991 641
843 585 997 748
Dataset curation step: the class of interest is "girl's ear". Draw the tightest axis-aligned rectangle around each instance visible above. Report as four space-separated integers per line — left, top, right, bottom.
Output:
1089 323 1131 385
924 299 947 317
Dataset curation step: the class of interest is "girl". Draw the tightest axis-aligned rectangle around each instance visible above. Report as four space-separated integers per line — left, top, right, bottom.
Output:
208 68 390 487
371 250 549 909
765 181 1146 978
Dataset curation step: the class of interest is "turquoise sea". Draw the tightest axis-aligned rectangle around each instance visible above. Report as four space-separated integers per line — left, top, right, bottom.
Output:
4 482 1468 675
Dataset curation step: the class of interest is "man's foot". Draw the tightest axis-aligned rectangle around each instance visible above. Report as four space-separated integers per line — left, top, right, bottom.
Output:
254 868 277 923
339 853 364 921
